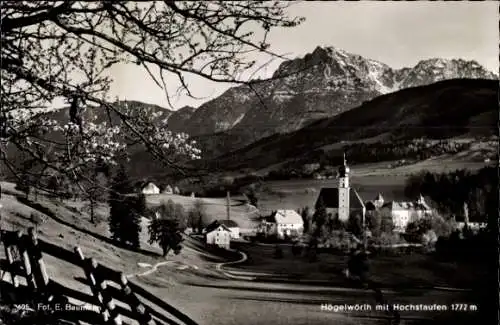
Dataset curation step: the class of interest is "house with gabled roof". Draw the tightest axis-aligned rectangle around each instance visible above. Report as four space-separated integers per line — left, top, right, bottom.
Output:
260 210 304 240
204 220 240 239
204 221 232 249
380 194 433 232
162 184 173 194
141 182 160 195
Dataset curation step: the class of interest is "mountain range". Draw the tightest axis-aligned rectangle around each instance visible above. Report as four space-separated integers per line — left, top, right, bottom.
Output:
209 78 498 172
36 46 498 178
170 46 497 157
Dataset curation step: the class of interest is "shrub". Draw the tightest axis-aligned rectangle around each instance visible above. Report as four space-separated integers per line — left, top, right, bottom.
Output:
274 246 283 259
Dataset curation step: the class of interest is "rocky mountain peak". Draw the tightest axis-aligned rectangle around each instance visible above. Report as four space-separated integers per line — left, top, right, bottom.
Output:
164 46 497 157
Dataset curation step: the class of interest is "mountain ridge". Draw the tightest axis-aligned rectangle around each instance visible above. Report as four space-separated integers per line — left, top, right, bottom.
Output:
204 78 498 172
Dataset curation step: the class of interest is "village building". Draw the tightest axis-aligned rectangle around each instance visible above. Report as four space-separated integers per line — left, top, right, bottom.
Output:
260 209 304 240
315 155 365 222
365 193 385 216
454 202 487 233
162 184 173 194
380 195 433 232
173 186 180 194
204 222 232 249
141 182 160 195
204 220 240 239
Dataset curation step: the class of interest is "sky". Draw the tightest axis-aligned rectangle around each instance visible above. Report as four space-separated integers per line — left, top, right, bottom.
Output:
106 1 499 110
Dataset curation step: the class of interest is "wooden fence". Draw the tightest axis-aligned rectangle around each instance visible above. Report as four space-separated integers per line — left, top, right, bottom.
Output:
0 227 198 325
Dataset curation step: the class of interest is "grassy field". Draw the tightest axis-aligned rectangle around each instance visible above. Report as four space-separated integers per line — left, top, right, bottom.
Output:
145 193 260 231
230 242 489 290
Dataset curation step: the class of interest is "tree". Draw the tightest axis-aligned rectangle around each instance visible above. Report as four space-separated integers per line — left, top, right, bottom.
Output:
188 199 206 234
1 2 305 204
82 164 109 224
245 185 259 208
299 206 311 234
108 164 134 243
379 210 394 234
312 197 327 238
273 245 283 259
148 199 186 256
15 173 31 199
121 194 145 249
366 211 382 237
347 213 363 236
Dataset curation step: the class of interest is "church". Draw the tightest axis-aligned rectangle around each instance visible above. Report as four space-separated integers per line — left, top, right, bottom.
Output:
315 154 366 222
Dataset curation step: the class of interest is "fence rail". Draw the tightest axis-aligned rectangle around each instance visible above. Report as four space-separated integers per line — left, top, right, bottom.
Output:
0 227 198 325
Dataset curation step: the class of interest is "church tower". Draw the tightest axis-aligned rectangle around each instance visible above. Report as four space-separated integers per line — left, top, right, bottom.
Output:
338 153 350 222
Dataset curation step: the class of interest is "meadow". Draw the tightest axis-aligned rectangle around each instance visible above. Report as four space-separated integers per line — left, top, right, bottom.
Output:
229 242 489 290
145 193 260 232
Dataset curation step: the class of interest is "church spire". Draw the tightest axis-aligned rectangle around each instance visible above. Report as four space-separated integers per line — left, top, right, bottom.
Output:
338 151 350 188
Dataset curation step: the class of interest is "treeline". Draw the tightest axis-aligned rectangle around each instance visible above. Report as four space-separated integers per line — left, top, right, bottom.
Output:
181 173 263 198
404 166 497 228
14 160 208 257
262 138 496 180
343 139 472 164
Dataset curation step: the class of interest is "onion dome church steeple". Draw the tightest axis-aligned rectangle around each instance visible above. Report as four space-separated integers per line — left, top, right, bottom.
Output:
338 152 350 189
338 152 350 178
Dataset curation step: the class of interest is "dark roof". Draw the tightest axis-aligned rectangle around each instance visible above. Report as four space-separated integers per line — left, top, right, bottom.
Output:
365 201 377 211
204 220 232 233
316 188 365 210
266 210 303 224
218 219 239 227
381 201 430 211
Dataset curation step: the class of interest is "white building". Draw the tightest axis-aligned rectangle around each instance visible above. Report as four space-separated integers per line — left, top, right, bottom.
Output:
162 184 173 194
204 220 240 240
380 195 433 232
205 224 232 249
315 154 366 222
142 182 160 195
261 210 304 240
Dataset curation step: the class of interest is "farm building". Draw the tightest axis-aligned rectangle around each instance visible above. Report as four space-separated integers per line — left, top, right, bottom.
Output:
204 220 240 239
204 222 232 249
141 182 160 195
315 155 366 222
260 210 304 240
162 184 173 194
380 195 433 232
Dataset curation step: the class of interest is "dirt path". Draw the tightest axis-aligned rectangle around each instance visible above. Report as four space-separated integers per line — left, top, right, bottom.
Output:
126 260 175 278
214 249 256 280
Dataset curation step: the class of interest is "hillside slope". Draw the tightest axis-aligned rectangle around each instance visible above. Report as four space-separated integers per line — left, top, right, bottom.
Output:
210 78 498 171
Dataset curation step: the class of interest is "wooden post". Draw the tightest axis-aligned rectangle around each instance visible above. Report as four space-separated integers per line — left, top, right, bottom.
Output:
75 247 122 325
118 273 156 325
3 232 19 288
28 228 50 291
226 191 230 221
17 231 37 291
362 210 367 251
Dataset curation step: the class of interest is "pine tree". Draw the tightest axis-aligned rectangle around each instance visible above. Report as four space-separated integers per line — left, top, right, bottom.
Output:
300 206 310 234
188 199 206 234
108 164 132 243
148 200 186 257
121 194 145 249
312 197 327 238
